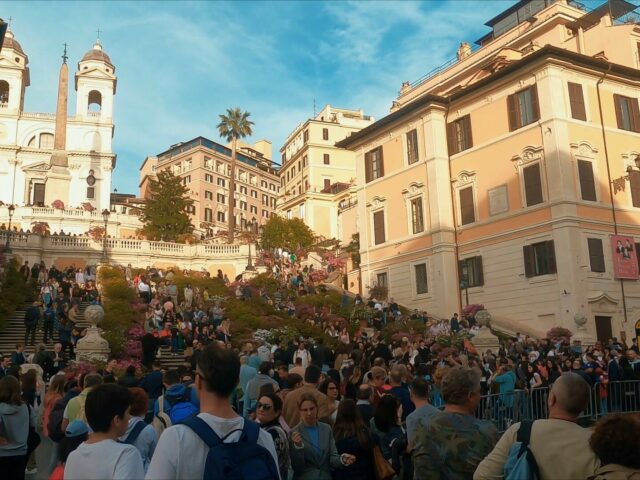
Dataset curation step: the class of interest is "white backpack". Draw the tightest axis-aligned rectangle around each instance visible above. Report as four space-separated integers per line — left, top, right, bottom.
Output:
152 395 172 438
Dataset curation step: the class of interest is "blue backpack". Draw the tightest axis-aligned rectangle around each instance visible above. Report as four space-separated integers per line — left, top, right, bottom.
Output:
504 420 540 480
167 387 198 424
180 416 280 480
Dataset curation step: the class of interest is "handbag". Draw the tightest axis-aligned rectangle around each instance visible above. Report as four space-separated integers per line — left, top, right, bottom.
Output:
372 445 395 480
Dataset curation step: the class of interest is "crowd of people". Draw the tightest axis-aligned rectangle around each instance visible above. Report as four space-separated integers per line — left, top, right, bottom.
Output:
0 256 639 479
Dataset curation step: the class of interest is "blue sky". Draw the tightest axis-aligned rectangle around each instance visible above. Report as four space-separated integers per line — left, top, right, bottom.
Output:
5 0 521 193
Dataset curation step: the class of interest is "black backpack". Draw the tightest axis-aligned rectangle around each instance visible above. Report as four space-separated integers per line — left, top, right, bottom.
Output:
48 396 70 442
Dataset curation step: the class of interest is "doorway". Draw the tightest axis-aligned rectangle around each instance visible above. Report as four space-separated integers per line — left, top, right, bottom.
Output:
32 183 45 206
595 316 613 343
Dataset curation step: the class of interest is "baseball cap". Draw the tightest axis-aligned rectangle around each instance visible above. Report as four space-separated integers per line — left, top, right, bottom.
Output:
65 420 89 438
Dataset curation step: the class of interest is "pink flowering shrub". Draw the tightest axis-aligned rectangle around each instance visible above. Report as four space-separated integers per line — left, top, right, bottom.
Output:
308 269 328 283
81 202 96 212
463 304 484 317
51 200 65 210
546 326 573 345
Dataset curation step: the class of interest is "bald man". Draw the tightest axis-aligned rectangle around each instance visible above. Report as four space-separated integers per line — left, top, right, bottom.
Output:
474 372 600 480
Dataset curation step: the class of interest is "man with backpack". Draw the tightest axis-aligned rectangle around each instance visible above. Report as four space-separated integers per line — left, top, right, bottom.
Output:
474 372 600 479
147 344 280 480
61 373 103 433
153 370 199 422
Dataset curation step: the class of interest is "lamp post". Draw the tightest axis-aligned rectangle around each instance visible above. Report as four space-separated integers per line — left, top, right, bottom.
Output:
460 260 470 307
246 216 256 271
101 209 110 263
4 204 15 254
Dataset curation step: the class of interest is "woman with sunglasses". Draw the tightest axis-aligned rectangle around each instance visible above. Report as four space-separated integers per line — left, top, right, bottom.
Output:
256 392 289 480
318 379 340 424
290 394 355 479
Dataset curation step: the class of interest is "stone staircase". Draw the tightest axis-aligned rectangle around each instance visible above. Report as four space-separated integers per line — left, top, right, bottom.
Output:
156 344 188 370
0 302 91 356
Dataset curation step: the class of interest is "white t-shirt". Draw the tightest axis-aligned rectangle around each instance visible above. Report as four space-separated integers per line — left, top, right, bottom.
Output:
64 438 144 480
146 413 279 480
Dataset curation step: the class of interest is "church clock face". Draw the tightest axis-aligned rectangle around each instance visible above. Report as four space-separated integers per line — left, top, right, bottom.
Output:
86 174 96 186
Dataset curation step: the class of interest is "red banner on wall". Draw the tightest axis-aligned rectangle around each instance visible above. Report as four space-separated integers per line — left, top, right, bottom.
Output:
611 235 639 280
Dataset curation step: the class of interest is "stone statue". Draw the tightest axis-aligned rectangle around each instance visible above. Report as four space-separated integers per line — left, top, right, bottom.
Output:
76 304 111 362
471 309 499 356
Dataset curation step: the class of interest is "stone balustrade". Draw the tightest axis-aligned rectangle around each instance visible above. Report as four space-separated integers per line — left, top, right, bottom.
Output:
0 231 251 276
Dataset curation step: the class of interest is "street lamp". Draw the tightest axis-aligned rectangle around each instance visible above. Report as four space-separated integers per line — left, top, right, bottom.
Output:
460 260 470 306
246 216 257 271
4 204 15 254
101 208 110 263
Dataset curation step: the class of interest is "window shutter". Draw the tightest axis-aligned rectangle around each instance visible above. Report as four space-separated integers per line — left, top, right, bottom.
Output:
463 115 473 149
588 238 605 272
631 97 640 133
373 211 385 245
630 171 640 208
530 85 540 122
568 82 586 121
523 245 534 277
447 122 457 155
507 93 519 131
547 240 557 274
365 152 372 183
459 187 475 225
613 94 624 129
577 160 596 201
523 163 543 206
378 147 385 177
476 256 484 286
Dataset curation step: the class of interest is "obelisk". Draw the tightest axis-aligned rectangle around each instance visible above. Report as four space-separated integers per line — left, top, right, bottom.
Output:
44 44 71 207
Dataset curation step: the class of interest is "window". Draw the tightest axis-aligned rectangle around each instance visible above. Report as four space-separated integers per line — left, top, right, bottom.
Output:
262 194 269 205
568 82 586 121
523 163 543 206
240 186 247 194
262 210 269 218
303 129 309 143
410 197 424 234
299 203 305 218
376 272 388 288
291 166 296 176
507 85 540 131
217 178 225 187
86 187 95 199
373 210 385 245
614 94 640 133
322 128 329 140
281 152 286 163
414 263 428 294
323 178 331 190
186 205 196 214
250 205 258 214
578 160 596 201
261 180 267 188
459 256 484 288
204 208 213 222
205 190 213 200
323 154 330 165
251 190 257 198
39 133 54 149
523 240 557 277
630 171 640 207
182 175 191 185
588 238 605 272
287 210 292 219
406 129 419 164
298 161 301 171
303 155 307 167
281 177 285 187
459 186 475 225
217 211 225 222
447 115 473 155
365 147 384 183
204 157 212 169
205 174 213 183
240 201 247 211
217 193 225 204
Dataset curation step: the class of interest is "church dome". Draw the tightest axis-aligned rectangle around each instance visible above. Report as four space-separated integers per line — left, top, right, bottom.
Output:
2 29 25 56
80 40 114 68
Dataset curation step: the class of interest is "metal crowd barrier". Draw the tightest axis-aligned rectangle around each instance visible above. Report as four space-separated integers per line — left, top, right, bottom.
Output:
475 380 640 433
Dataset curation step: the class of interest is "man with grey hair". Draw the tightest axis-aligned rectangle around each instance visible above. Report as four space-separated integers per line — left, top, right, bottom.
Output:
413 366 498 479
474 372 600 479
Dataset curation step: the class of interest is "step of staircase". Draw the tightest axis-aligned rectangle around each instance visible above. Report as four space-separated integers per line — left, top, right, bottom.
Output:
0 302 92 356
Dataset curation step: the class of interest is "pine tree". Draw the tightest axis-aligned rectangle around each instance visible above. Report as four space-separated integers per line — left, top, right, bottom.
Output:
141 170 194 242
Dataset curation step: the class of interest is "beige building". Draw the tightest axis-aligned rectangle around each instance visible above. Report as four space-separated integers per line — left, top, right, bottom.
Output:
144 137 280 236
338 0 640 343
277 105 373 242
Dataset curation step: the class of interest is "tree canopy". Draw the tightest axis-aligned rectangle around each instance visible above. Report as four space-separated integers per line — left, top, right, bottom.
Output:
217 107 254 244
140 170 194 242
260 215 316 252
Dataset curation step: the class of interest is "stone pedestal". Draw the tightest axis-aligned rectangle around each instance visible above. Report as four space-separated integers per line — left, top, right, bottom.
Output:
470 309 500 356
44 165 71 206
242 268 258 281
75 304 111 363
571 313 596 347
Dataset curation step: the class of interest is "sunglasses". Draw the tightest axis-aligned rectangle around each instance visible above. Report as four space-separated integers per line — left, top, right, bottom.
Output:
256 402 273 411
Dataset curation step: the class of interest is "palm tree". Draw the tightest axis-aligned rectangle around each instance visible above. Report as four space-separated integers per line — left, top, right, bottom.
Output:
217 108 254 244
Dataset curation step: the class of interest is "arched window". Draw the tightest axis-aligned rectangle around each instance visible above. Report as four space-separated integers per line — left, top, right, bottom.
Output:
88 90 102 113
39 133 54 149
27 135 36 147
0 80 9 105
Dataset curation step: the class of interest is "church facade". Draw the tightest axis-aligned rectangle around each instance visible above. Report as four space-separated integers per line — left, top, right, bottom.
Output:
0 28 116 217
